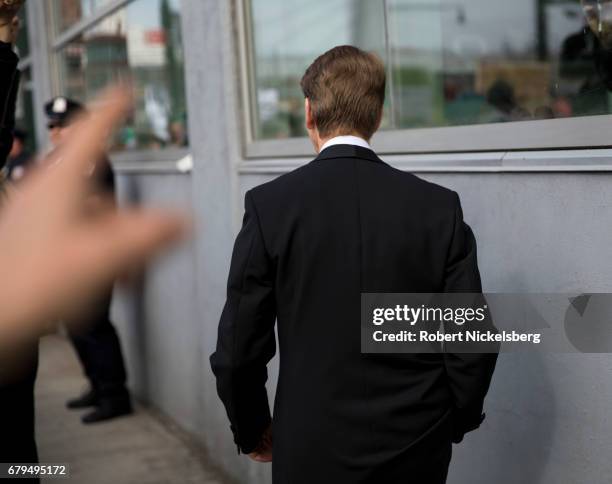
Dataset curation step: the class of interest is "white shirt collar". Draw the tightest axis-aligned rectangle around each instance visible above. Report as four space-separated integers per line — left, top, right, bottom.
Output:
320 135 372 153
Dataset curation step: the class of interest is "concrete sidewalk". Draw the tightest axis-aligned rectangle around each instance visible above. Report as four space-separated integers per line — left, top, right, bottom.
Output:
35 335 230 484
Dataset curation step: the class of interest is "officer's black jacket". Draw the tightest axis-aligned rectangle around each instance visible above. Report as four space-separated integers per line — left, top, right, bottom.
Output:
211 144 497 483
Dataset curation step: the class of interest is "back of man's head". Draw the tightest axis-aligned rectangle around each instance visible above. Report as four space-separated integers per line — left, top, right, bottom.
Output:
300 45 386 141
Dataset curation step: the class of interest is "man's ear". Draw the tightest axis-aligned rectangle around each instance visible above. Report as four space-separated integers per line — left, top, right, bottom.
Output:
305 98 316 130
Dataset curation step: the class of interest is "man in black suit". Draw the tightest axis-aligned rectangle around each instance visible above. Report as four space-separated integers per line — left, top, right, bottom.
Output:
211 45 497 483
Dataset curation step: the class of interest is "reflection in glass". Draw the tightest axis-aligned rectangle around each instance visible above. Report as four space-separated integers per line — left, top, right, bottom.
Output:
388 0 612 127
249 0 387 139
581 0 612 48
249 0 612 139
57 0 188 151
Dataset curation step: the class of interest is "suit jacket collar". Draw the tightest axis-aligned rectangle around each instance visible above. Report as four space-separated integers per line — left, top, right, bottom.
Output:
314 144 382 164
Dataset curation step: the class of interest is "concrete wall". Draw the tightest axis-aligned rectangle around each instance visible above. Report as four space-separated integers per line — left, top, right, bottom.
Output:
112 172 204 438
108 1 612 483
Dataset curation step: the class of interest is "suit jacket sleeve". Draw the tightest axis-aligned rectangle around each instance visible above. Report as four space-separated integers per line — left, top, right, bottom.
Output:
442 192 498 442
210 190 276 454
0 41 20 169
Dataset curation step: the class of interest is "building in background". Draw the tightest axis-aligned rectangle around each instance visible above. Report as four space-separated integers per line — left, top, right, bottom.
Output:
21 0 188 152
20 1 612 483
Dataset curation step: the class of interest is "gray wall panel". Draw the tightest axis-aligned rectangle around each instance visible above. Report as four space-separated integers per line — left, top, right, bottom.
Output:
112 173 202 436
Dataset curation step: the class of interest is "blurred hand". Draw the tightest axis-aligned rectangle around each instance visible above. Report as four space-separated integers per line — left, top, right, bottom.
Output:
0 86 188 339
248 424 273 463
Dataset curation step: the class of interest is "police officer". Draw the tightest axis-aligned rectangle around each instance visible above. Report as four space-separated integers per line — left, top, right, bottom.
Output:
45 96 132 423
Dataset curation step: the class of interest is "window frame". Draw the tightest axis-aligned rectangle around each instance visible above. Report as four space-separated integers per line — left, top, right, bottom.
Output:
236 0 612 171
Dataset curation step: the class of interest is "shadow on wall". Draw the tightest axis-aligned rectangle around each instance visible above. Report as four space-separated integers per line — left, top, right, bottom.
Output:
448 352 556 484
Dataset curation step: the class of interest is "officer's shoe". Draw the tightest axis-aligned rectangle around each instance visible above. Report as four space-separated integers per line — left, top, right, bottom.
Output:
66 388 99 409
81 397 133 424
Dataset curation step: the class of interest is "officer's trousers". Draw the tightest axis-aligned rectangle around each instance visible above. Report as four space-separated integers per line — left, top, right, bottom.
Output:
67 290 128 399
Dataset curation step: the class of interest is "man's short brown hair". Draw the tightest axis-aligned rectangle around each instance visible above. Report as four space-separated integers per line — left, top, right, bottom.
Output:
300 45 386 140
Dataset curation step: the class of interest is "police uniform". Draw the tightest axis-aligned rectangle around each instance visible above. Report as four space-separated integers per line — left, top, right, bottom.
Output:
46 97 132 424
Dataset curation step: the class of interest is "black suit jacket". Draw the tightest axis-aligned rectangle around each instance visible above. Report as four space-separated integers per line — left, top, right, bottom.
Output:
210 145 497 483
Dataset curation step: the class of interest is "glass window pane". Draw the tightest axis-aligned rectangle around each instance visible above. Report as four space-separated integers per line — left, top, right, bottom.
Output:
248 0 612 140
53 0 116 32
56 0 188 151
388 0 612 129
248 0 388 140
